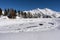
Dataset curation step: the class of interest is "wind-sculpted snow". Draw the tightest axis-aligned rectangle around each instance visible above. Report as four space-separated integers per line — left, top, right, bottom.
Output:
0 17 59 33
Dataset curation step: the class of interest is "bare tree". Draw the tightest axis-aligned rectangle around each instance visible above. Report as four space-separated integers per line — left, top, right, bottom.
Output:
23 12 27 18
7 9 17 19
18 11 20 17
27 12 32 18
20 11 24 18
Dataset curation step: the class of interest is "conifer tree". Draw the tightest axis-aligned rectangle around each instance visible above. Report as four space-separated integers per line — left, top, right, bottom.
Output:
0 8 2 16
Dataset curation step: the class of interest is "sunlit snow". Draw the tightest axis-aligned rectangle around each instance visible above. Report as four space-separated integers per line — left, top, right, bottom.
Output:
0 16 59 33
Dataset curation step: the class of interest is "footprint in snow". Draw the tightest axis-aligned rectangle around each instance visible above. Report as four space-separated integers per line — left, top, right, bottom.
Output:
48 22 54 25
39 24 43 26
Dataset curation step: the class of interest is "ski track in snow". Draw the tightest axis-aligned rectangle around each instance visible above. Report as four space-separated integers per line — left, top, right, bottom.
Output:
0 17 60 33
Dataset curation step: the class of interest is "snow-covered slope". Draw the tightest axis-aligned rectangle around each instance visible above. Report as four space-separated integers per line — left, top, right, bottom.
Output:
24 8 60 18
0 17 59 33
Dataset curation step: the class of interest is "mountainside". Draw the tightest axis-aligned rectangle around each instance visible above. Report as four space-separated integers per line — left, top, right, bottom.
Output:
24 8 60 18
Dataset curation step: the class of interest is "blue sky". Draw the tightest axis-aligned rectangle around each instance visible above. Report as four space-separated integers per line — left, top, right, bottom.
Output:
0 0 60 11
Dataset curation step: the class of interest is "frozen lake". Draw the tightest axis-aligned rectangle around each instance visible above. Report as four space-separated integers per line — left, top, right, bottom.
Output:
0 30 60 40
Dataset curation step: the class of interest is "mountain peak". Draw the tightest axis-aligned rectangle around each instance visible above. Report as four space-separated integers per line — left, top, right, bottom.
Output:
44 8 53 11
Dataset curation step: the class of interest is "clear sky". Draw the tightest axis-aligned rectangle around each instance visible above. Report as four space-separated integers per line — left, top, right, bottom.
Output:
0 0 60 11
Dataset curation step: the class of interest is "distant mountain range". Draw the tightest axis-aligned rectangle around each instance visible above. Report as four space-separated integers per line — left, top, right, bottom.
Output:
23 8 60 18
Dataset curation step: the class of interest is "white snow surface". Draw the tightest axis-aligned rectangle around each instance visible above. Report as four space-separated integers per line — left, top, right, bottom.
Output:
0 31 60 40
0 16 59 33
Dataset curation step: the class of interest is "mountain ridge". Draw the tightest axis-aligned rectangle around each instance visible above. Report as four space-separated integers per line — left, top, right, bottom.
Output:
23 8 60 18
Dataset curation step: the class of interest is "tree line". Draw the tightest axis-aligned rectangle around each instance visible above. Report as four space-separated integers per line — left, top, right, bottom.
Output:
0 8 42 19
0 8 57 19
